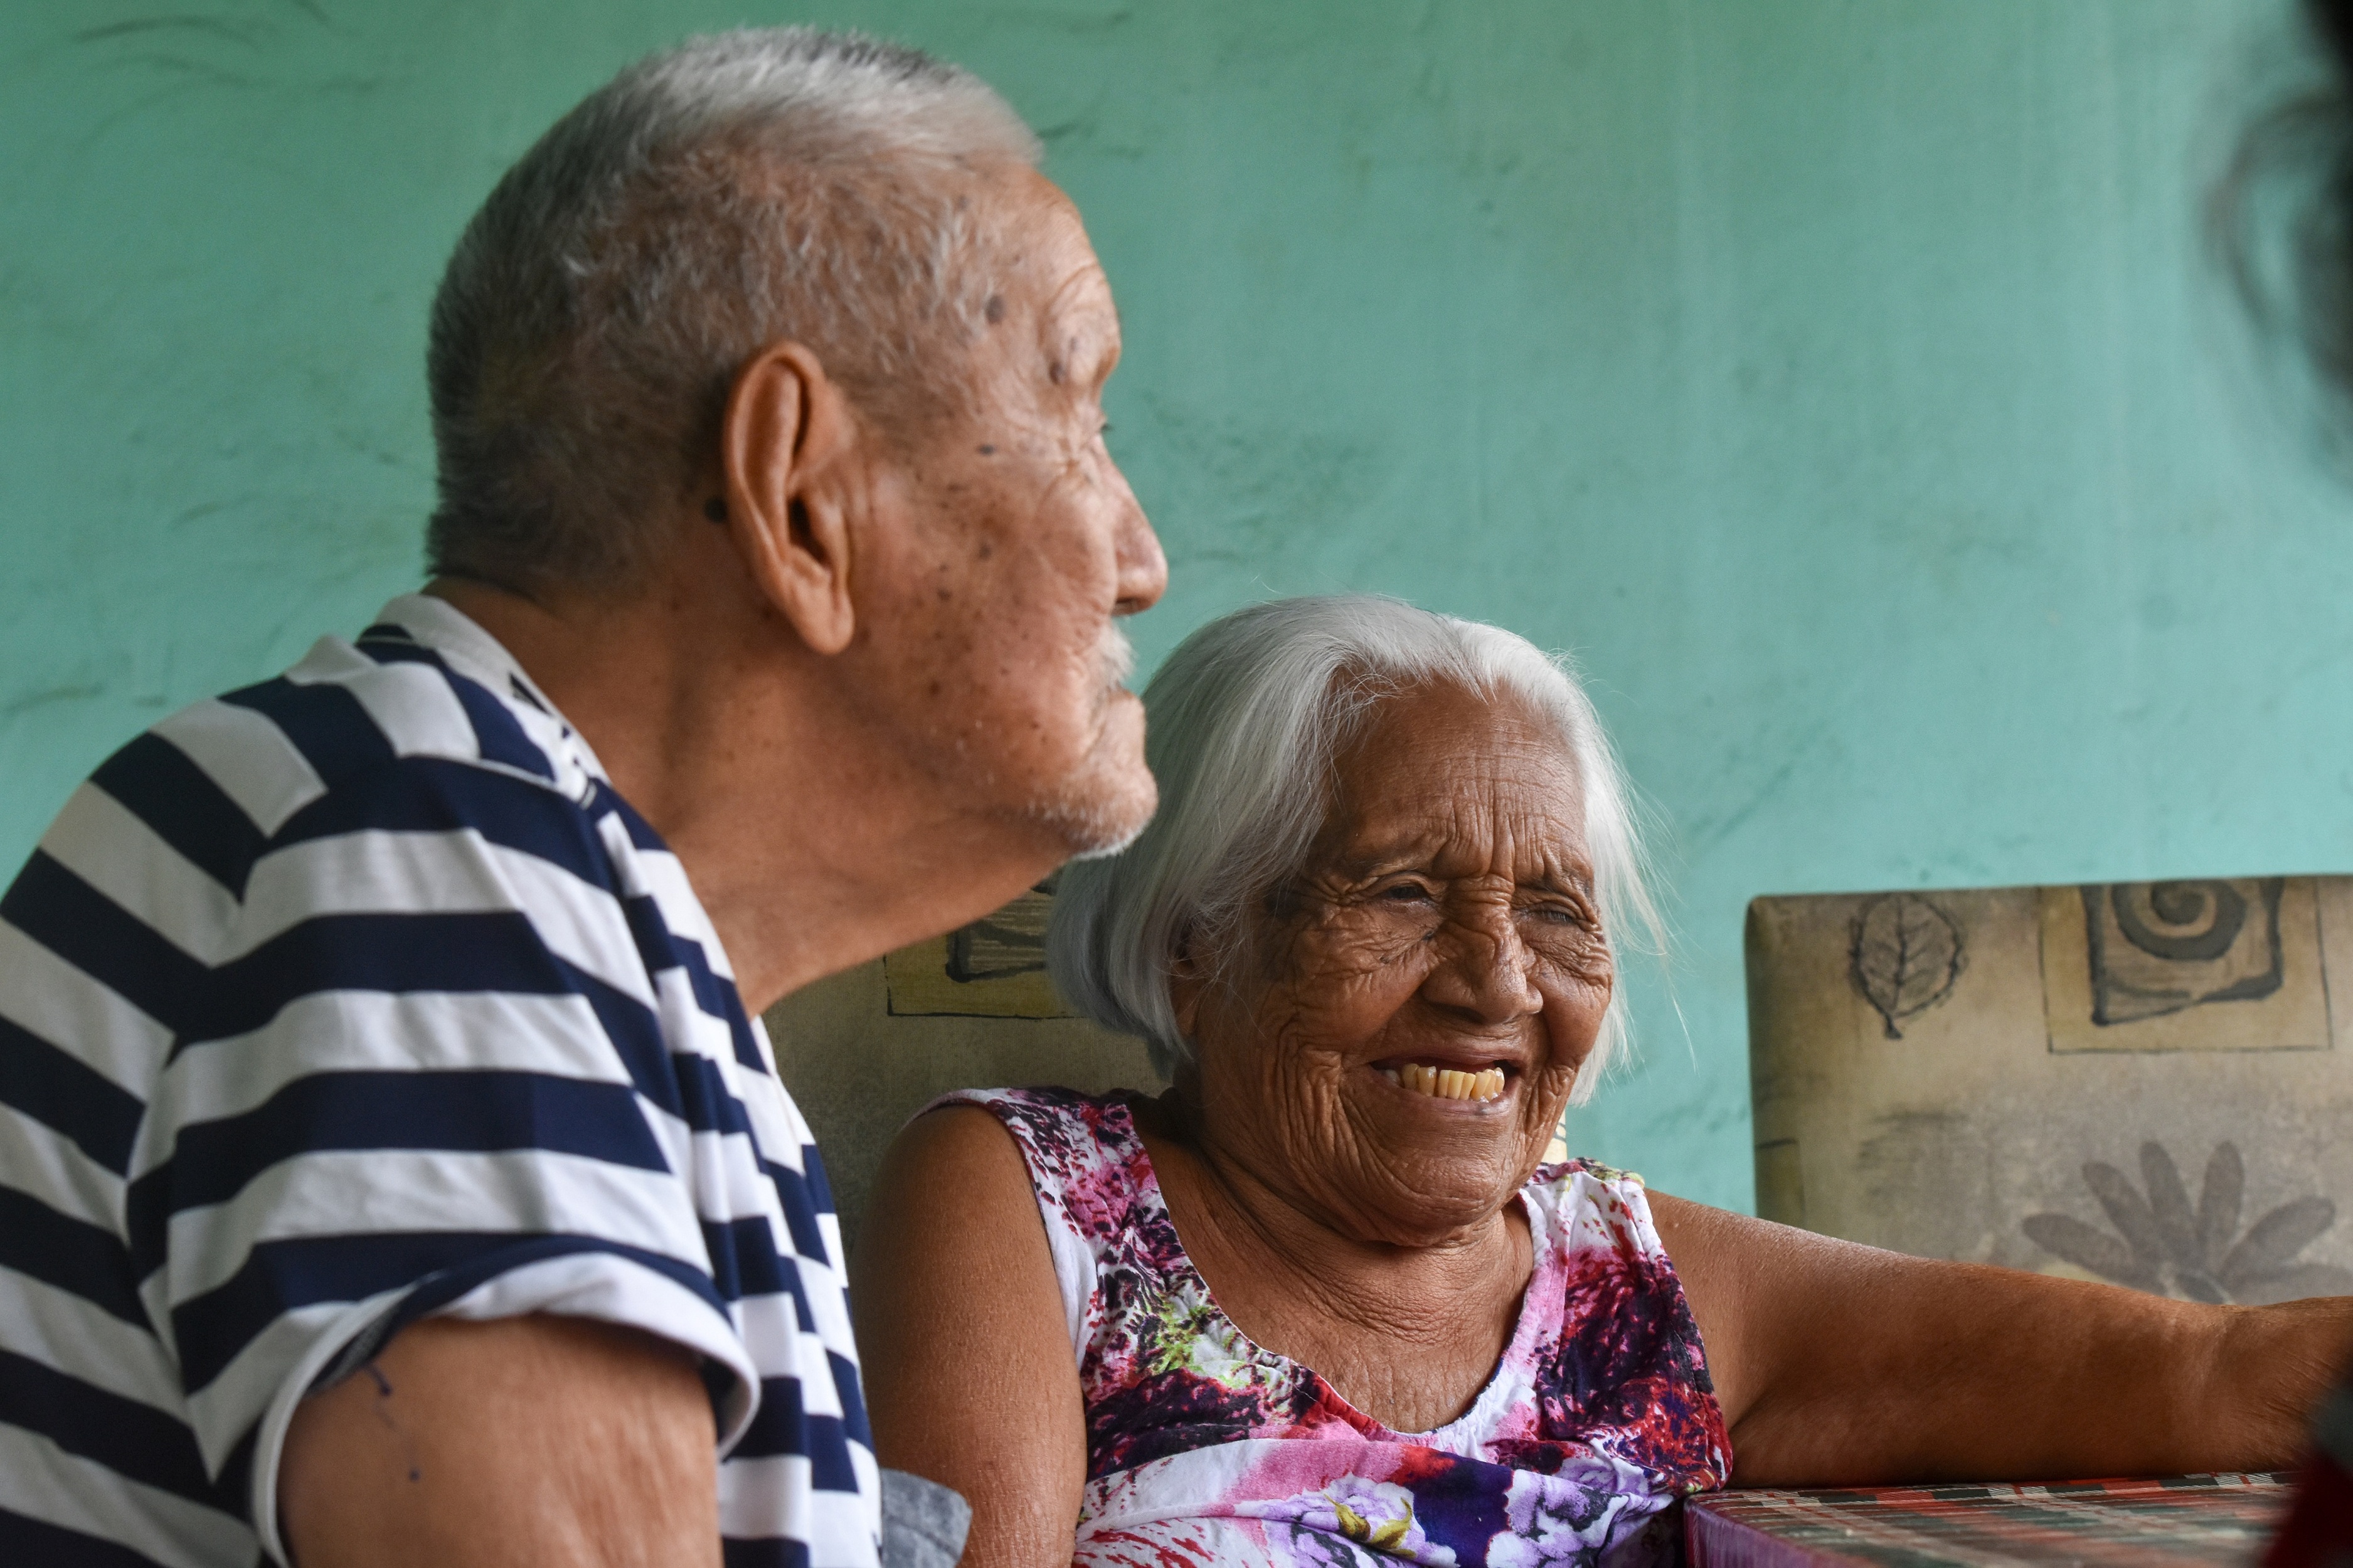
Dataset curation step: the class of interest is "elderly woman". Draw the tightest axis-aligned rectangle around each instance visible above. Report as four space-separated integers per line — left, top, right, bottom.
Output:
851 596 2353 1568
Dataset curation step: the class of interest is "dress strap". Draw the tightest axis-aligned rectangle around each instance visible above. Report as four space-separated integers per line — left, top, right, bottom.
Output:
923 1088 1152 1369
1507 1157 1732 1493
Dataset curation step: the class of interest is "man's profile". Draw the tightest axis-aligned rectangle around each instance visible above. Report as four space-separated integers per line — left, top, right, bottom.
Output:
0 26 1164 1568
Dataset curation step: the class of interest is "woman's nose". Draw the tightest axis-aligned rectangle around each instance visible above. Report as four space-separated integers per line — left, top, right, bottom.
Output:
1421 912 1543 1025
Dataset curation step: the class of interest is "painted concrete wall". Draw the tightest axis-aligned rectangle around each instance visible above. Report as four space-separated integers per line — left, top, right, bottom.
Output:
6 1 2345 1212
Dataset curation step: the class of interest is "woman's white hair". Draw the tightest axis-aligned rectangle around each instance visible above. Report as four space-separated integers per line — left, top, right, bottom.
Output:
1048 596 1663 1101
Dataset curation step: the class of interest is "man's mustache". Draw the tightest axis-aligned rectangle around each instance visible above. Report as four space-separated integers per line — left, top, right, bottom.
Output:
1097 622 1135 691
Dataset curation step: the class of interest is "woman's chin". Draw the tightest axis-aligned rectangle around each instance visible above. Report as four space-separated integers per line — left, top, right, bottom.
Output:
1346 1068 1538 1226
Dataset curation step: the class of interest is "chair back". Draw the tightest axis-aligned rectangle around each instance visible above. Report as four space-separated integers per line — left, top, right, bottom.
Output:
1746 877 2353 1301
764 883 1159 1254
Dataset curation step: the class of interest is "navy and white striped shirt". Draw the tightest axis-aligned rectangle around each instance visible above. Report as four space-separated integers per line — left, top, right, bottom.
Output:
0 595 878 1567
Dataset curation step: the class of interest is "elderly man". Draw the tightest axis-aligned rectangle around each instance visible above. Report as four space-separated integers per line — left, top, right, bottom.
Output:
0 27 1163 1568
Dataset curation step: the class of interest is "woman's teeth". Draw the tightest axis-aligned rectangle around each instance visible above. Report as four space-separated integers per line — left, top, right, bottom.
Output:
1381 1062 1507 1102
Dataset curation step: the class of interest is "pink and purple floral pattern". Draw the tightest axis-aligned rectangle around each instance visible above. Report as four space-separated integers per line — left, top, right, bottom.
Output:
938 1088 1729 1567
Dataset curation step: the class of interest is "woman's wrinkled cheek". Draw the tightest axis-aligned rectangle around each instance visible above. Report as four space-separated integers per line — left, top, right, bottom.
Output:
1251 918 1411 1050
1225 934 1414 1179
1521 1062 1579 1147
1293 914 1431 1017
1512 965 1607 1135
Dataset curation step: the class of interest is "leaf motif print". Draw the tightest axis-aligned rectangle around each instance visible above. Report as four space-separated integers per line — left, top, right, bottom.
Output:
2220 1196 2337 1289
2140 1143 2201 1266
2081 1162 2169 1274
2020 1212 2160 1293
1847 893 1964 1039
2123 1142 2231 1300
2196 1143 2244 1271
1145 1289 1267 1391
2230 1262 2353 1305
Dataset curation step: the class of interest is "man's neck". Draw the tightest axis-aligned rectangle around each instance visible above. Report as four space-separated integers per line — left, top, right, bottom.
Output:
427 575 1063 1014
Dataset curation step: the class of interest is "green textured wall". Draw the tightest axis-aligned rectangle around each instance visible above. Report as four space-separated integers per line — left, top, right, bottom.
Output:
6 1 2345 1212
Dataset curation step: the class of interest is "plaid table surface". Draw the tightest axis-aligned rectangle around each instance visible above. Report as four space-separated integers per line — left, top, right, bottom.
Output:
1684 1473 2292 1567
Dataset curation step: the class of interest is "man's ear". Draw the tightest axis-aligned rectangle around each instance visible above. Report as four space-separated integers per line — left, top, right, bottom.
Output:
721 340 861 657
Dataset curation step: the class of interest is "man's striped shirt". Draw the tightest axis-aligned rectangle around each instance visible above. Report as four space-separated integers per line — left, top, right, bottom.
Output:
0 595 879 1567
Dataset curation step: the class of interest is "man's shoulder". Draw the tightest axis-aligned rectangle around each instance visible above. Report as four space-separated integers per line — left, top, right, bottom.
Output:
156 625 600 861
228 622 592 803
7 627 621 977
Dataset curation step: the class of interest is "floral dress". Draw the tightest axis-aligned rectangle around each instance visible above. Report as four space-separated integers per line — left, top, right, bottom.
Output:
937 1088 1730 1567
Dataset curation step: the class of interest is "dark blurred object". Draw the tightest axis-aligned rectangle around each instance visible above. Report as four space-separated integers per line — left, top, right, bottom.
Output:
2216 0 2353 442
2316 0 2353 77
2267 14 2353 1561
2219 7 2353 1566
2265 1383 2353 1566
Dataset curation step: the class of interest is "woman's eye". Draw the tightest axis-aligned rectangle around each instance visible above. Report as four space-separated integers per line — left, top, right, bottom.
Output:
1524 902 1589 926
1379 882 1432 903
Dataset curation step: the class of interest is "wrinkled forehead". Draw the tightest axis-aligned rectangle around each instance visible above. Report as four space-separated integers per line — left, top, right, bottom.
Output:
989 169 1112 310
1318 681 1591 876
964 167 1119 397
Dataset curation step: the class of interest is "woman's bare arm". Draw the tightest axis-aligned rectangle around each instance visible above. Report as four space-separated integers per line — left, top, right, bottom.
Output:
280 1314 720 1567
1652 1192 2353 1486
850 1106 1088 1568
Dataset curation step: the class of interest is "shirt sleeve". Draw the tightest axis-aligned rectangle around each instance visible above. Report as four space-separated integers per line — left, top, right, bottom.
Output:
132 763 756 1562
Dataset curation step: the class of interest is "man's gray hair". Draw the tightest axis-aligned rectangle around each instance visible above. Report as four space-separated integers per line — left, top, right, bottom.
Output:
1048 596 1664 1100
425 28 1042 593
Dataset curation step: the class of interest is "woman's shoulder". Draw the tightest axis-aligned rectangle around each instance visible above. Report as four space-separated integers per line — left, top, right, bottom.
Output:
1541 1155 1645 1188
1528 1154 1650 1204
928 1085 1144 1157
1522 1155 1667 1254
924 1086 1156 1241
934 1083 1131 1115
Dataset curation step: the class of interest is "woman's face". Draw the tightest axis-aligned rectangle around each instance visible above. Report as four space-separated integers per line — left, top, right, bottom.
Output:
1174 681 1614 1247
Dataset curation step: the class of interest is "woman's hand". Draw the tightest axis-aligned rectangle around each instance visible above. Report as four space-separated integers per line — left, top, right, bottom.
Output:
850 1108 1088 1568
1652 1193 2353 1486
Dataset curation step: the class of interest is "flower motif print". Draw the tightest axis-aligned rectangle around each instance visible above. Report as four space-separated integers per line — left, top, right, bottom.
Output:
1265 1478 1456 1565
1484 1471 1623 1567
2022 1140 2353 1305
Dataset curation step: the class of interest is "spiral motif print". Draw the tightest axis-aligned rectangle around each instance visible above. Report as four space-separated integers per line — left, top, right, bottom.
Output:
2082 877 2285 1027
2110 881 2246 963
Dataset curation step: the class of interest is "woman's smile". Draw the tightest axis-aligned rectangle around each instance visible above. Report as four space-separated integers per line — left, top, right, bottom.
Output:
1374 1058 1513 1104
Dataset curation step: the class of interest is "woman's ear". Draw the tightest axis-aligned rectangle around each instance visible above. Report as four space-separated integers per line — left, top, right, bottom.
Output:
722 339 861 656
